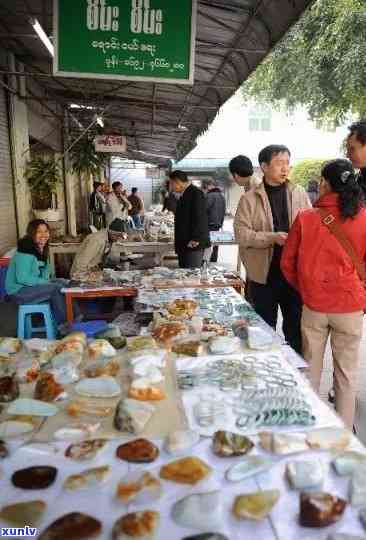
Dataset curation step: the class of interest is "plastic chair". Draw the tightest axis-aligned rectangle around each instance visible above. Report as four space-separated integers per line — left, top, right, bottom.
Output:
17 303 56 339
0 260 10 301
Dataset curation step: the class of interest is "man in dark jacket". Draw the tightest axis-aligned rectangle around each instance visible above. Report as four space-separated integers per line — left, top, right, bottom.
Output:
306 179 319 206
203 179 226 262
347 120 366 197
169 170 210 268
89 182 106 229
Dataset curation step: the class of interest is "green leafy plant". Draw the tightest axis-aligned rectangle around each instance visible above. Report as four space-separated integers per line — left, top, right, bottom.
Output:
69 138 108 179
290 159 329 187
25 154 61 209
241 0 366 126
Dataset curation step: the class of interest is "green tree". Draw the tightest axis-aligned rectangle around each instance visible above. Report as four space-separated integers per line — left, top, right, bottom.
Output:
69 138 108 179
241 0 366 126
290 159 328 187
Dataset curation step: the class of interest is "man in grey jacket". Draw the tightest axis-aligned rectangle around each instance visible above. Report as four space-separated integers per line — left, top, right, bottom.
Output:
203 179 226 262
70 219 127 278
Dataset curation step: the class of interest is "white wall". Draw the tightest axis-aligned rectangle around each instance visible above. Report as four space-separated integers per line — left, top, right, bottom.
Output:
188 92 348 165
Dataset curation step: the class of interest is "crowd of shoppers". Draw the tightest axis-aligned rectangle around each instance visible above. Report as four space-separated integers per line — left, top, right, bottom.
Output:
7 120 366 429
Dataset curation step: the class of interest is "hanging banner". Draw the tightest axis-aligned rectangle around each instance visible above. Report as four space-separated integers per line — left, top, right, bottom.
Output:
94 134 127 152
53 0 196 84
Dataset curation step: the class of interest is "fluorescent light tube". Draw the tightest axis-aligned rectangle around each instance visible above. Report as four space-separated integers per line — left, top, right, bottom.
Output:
31 18 54 57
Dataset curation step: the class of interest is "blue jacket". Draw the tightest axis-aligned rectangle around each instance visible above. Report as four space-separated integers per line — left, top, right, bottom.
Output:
5 238 50 295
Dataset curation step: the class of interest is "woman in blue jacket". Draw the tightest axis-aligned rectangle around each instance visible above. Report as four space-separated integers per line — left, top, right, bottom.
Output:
5 219 67 324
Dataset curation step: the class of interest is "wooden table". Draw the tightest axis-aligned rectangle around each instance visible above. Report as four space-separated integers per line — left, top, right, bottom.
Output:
63 286 137 323
49 242 82 274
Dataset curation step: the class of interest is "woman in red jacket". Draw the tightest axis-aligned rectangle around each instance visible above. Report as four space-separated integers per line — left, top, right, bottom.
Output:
281 159 366 428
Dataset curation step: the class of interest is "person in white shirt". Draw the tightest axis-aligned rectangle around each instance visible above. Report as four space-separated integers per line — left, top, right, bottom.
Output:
106 181 132 228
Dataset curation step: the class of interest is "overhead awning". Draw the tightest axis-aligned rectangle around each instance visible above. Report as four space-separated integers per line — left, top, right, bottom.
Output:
0 0 315 165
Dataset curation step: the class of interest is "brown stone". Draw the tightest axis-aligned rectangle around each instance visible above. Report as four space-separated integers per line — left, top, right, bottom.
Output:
0 500 46 527
116 472 162 504
12 466 57 490
112 511 159 539
128 387 165 401
34 372 64 402
39 512 101 540
0 375 19 402
160 456 211 485
116 438 159 463
172 341 203 356
300 492 347 527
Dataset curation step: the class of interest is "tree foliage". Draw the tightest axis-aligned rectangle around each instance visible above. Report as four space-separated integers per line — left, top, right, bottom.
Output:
69 138 108 179
241 0 366 126
290 159 328 187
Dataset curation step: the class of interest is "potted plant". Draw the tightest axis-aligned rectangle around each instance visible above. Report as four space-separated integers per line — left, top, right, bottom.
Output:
25 154 61 221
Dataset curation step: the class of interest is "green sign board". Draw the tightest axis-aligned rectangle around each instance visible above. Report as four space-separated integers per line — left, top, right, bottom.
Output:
53 0 196 84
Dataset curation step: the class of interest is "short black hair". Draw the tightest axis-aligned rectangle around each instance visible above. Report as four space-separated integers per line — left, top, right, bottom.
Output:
258 145 291 165
229 155 253 177
93 181 102 190
348 120 366 145
169 170 189 182
132 187 138 193
112 181 122 190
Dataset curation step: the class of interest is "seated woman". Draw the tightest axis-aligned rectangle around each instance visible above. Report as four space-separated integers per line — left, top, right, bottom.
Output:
281 159 366 429
5 219 67 325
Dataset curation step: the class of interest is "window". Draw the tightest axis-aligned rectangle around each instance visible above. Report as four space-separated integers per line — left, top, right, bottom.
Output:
248 105 272 132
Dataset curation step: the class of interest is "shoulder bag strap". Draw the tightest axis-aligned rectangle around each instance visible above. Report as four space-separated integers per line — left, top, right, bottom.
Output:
318 208 366 282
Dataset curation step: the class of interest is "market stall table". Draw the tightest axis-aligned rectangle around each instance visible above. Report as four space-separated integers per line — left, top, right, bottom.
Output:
115 236 240 269
0 289 365 540
63 285 137 323
115 241 176 266
62 277 244 323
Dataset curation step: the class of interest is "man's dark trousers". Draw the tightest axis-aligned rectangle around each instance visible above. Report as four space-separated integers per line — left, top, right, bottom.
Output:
250 265 302 355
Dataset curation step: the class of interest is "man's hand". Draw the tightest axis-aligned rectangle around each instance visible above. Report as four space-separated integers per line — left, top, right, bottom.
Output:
274 232 288 246
187 240 199 248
